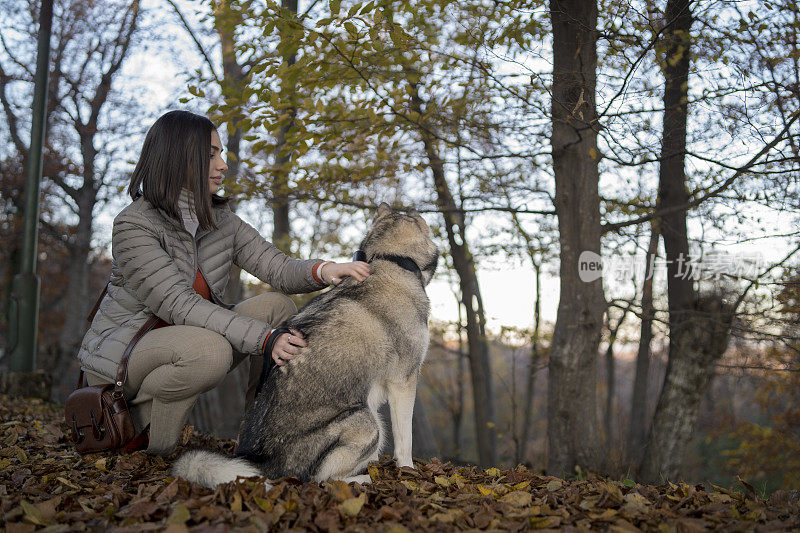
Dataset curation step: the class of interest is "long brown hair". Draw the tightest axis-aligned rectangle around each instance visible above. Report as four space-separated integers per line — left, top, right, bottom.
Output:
128 110 228 230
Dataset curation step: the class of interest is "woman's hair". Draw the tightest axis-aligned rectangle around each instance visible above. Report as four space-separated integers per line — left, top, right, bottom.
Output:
128 110 228 230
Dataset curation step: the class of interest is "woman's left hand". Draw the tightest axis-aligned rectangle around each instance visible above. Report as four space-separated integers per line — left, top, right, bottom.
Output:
321 261 371 285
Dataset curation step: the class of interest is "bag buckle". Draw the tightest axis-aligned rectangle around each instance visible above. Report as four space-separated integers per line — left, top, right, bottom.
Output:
90 411 105 440
71 413 84 444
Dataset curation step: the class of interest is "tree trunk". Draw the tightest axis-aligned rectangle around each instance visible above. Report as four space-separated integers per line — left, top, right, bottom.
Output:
410 88 497 467
215 0 246 302
626 220 659 463
270 0 298 252
57 177 95 356
602 304 629 467
547 0 605 475
518 260 542 466
638 0 734 482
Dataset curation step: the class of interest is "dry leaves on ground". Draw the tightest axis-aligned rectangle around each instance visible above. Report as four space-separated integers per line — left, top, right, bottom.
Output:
1 394 798 532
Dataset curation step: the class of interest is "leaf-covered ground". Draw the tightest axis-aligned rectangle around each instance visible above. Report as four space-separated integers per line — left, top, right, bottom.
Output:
1 394 798 532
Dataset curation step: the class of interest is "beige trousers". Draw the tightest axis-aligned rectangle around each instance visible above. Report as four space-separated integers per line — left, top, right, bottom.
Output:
86 292 297 455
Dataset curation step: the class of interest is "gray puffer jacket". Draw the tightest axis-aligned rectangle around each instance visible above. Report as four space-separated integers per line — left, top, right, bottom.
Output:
77 195 326 382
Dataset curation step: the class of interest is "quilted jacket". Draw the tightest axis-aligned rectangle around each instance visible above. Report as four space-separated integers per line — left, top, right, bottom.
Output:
77 195 326 382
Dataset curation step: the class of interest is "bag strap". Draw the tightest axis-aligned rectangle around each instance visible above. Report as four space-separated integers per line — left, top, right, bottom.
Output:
77 283 165 397
112 314 163 398
87 283 110 323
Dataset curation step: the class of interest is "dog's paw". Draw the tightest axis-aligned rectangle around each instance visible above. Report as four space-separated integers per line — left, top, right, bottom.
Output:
395 459 415 469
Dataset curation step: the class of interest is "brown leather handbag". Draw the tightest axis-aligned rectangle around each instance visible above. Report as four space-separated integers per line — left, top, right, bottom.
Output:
64 285 162 454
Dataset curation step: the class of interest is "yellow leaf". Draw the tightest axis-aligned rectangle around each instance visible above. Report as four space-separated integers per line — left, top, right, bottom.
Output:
94 458 107 472
501 491 533 507
477 484 497 497
590 508 618 520
450 473 466 489
254 496 272 512
338 492 366 517
368 464 380 482
57 477 80 490
230 491 242 512
386 526 410 533
434 476 450 487
512 480 531 490
401 480 419 491
485 467 501 476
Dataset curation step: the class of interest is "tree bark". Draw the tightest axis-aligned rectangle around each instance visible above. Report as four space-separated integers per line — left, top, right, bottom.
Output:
518 259 542 466
602 304 629 467
547 0 605 475
638 0 734 482
214 0 246 301
271 0 298 252
626 220 659 463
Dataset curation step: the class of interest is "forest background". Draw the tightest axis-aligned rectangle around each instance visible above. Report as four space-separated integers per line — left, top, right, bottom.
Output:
1 0 798 494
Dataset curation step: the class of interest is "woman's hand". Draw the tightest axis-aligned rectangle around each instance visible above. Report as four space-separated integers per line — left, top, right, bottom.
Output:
321 261 371 286
272 328 307 366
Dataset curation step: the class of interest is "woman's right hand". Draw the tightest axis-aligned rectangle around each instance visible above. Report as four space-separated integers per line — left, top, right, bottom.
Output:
271 328 307 366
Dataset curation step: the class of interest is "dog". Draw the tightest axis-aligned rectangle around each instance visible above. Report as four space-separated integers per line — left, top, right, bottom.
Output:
172 202 439 488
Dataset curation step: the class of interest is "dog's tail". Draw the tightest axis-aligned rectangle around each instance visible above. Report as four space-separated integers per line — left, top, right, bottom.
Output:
172 450 270 490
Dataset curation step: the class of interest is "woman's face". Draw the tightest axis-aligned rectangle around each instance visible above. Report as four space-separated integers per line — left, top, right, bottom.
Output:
208 129 228 194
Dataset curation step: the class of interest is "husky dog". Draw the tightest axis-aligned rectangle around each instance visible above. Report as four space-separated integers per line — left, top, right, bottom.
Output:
173 203 439 488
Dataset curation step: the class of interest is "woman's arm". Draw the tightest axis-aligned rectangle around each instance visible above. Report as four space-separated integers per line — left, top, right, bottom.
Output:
232 215 329 294
113 211 272 355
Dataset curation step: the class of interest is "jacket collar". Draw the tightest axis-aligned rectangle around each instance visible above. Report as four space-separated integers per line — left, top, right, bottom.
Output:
137 195 227 238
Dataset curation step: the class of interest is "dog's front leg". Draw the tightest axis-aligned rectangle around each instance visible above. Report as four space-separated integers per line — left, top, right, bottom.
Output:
387 377 417 469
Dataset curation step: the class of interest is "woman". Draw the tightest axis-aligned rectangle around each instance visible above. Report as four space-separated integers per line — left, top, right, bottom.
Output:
77 110 370 456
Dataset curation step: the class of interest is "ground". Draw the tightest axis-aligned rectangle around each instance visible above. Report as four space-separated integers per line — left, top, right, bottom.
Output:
1 394 798 532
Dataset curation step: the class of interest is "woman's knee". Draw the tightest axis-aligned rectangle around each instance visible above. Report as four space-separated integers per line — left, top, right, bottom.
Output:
234 292 298 323
173 330 233 390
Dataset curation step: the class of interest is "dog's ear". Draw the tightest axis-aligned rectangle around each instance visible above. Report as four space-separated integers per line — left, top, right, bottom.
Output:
375 202 392 220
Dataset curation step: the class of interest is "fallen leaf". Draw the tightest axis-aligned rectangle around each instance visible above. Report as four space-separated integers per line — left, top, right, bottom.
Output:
20 501 46 526
546 480 563 491
339 492 366 517
167 504 190 524
434 475 450 487
180 424 194 445
230 491 242 512
368 464 380 482
501 491 533 507
477 484 498 497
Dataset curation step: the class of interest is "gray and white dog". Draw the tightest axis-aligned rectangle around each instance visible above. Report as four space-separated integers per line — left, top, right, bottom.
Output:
173 203 439 488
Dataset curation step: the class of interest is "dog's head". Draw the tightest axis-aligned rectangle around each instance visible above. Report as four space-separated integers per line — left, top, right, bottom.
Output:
358 202 439 286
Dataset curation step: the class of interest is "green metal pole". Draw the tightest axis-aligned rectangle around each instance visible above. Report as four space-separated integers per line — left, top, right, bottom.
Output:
8 0 54 372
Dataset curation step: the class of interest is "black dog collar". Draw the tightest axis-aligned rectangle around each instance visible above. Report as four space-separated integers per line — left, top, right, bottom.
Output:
353 249 424 285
